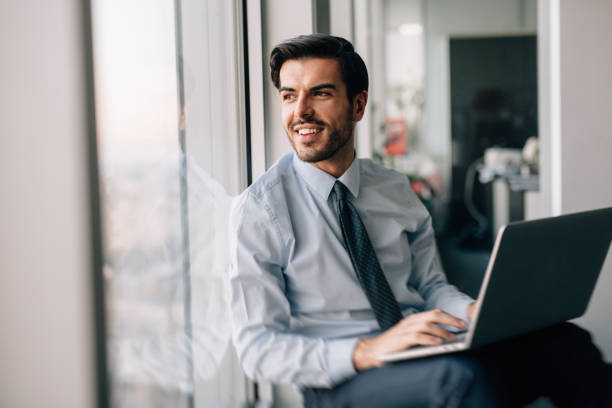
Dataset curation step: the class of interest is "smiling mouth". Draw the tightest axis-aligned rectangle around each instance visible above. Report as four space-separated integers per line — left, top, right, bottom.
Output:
297 128 321 135
294 128 322 144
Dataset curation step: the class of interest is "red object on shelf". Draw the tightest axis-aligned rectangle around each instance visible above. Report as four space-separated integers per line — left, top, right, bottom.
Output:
410 180 424 195
385 118 407 156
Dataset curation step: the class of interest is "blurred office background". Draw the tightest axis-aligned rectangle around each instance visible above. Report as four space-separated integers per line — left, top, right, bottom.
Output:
1 1 611 407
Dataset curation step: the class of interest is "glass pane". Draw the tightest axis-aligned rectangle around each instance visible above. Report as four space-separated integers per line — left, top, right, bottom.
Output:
176 0 249 406
91 0 248 406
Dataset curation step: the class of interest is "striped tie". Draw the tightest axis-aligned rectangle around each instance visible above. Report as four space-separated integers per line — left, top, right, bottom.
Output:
333 181 403 331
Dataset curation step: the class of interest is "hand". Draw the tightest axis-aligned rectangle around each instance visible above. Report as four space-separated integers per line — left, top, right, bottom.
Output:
352 309 468 372
466 301 478 322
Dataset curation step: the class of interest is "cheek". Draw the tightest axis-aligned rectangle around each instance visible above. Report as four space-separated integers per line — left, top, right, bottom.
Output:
327 107 349 126
281 107 293 127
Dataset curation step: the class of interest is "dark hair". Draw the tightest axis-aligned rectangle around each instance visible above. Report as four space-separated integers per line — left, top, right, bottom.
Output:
270 34 368 102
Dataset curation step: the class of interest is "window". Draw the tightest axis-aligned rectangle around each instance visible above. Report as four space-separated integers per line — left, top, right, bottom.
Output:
91 0 250 406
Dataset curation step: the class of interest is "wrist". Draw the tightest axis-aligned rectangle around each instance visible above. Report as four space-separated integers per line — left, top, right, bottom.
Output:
352 338 377 372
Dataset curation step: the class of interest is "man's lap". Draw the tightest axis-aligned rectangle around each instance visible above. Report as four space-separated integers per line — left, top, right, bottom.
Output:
304 353 498 408
303 323 612 408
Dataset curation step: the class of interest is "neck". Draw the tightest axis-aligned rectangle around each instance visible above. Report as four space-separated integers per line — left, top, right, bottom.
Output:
311 143 355 178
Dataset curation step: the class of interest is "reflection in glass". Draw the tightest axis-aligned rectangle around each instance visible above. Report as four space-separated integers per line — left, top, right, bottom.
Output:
92 0 248 406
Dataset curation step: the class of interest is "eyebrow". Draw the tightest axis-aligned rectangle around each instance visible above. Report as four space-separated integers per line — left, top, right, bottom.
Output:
278 83 337 93
310 83 336 92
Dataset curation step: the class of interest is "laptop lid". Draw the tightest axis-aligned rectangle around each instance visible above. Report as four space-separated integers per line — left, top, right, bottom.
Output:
468 207 612 349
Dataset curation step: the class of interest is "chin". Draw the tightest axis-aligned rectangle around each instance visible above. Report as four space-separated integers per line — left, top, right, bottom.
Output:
296 151 322 163
296 148 336 163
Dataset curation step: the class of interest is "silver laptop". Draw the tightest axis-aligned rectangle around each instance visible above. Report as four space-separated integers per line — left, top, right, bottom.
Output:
380 207 612 363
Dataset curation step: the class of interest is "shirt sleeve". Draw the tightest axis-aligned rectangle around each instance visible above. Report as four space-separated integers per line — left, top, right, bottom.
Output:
228 191 357 388
406 200 475 323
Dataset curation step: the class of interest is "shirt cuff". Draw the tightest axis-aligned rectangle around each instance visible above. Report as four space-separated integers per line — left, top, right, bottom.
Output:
326 337 359 387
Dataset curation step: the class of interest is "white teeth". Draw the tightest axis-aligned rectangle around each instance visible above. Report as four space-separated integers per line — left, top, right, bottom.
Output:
298 129 319 135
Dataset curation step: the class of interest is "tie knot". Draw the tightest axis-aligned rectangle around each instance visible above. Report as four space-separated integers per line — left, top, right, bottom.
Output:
333 181 349 201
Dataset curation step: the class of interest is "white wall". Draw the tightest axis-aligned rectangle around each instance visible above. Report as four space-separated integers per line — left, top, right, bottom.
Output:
548 0 612 361
0 1 97 407
422 0 537 192
352 0 374 158
262 0 314 168
330 0 354 42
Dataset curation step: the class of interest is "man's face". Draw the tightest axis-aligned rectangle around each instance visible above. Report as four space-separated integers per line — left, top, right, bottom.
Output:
279 57 362 164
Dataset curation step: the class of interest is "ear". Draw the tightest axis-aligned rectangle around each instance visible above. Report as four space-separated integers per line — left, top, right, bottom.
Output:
352 90 368 122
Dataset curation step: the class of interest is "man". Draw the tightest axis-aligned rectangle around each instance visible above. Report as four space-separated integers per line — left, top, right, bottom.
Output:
229 34 611 407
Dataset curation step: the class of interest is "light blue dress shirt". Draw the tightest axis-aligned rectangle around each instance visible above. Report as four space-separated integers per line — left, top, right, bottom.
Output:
229 152 474 388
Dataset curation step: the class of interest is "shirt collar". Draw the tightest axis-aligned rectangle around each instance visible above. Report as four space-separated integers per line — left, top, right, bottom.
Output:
292 152 361 200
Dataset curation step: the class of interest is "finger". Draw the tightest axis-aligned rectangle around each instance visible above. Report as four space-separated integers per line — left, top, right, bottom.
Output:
397 321 456 342
391 321 456 343
415 322 457 342
409 333 445 347
422 309 467 329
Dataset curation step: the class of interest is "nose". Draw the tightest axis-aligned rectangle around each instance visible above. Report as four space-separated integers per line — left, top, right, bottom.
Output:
294 93 314 119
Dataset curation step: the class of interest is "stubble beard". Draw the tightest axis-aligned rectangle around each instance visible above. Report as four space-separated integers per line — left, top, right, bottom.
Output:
289 110 354 163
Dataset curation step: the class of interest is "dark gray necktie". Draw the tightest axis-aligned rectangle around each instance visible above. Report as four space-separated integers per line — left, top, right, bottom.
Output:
333 181 403 331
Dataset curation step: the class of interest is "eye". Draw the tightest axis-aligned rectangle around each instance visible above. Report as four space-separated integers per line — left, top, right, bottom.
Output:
314 90 331 97
282 93 295 102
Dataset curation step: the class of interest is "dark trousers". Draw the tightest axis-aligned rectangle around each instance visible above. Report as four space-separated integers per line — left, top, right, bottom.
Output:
303 323 612 408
